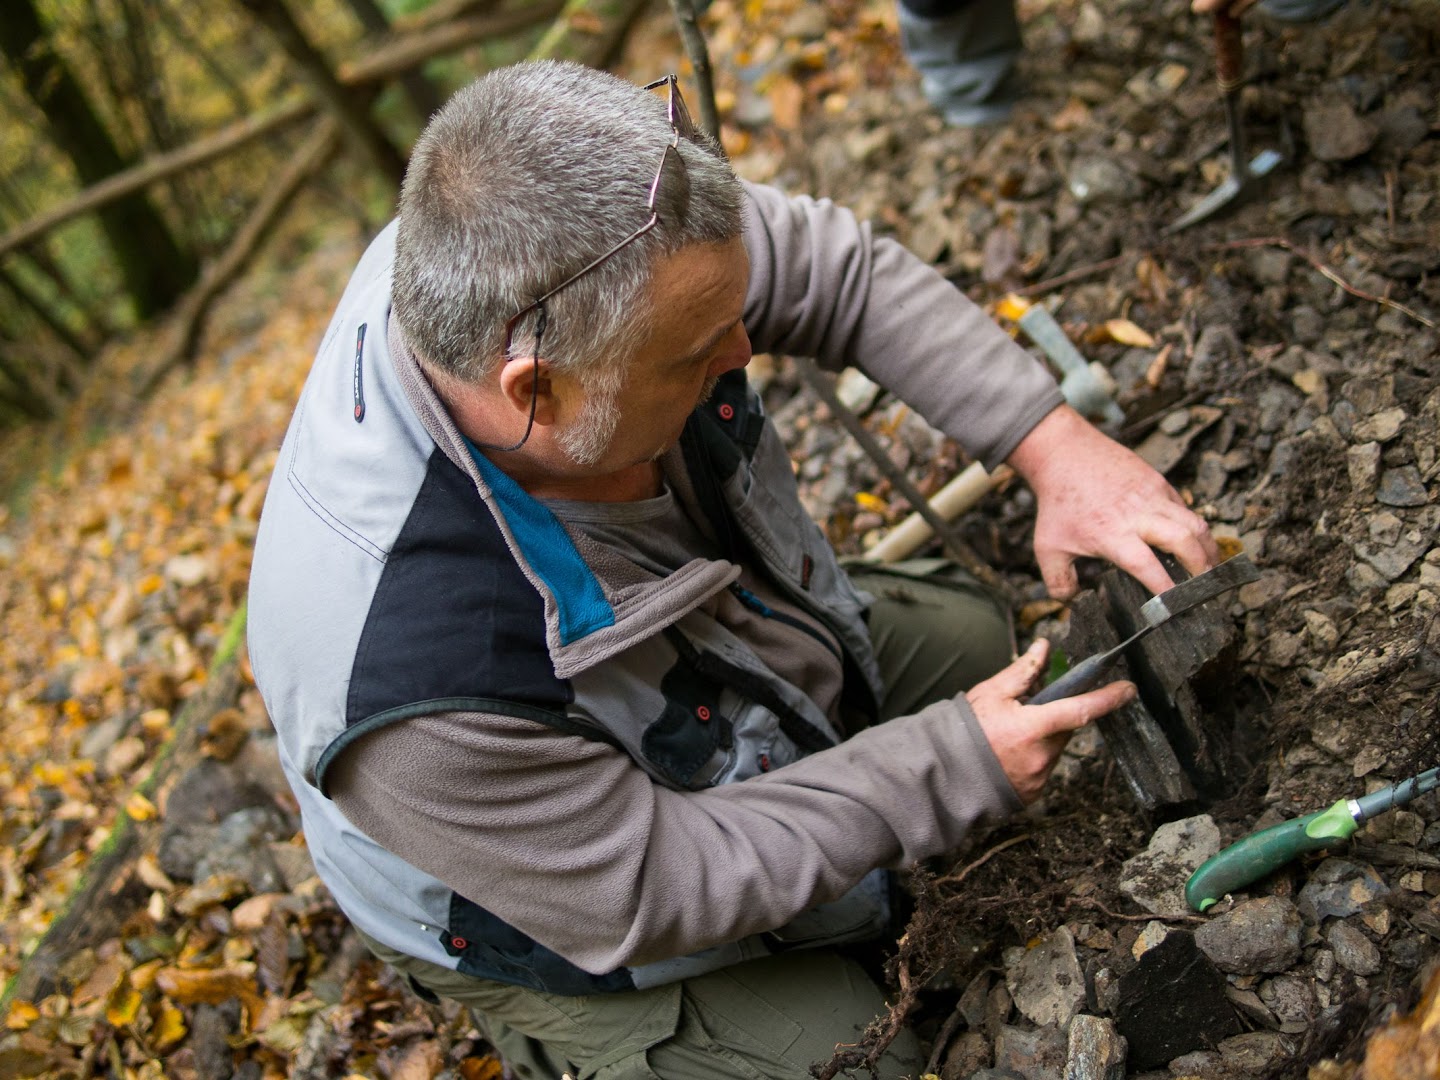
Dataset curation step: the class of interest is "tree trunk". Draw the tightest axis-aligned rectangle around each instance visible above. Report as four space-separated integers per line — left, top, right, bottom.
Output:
340 0 443 123
0 0 197 319
234 0 408 187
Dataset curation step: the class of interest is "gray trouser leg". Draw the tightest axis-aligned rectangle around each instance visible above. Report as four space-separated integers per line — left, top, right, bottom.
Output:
897 0 1023 127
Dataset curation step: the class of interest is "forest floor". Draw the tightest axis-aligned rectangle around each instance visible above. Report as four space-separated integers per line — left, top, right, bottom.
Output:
0 0 1437 1077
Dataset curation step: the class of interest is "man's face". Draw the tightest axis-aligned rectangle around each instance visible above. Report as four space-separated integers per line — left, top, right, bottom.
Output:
559 237 752 471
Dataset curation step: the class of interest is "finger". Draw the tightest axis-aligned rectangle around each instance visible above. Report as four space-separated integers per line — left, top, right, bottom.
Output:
992 639 1051 696
1032 679 1137 737
1107 537 1176 598
1140 507 1221 579
1037 548 1080 601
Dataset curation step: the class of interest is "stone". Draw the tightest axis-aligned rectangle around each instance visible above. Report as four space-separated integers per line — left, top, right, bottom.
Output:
1351 406 1407 443
995 1023 1067 1080
1377 466 1429 508
1259 975 1315 1032
1218 1031 1291 1072
1064 1015 1125 1080
1298 860 1388 922
1346 442 1382 493
1119 816 1222 918
1067 157 1139 203
1114 931 1240 1071
1195 897 1304 974
940 1031 991 1080
1302 97 1379 162
1008 927 1087 1027
1327 921 1382 975
1225 985 1278 1028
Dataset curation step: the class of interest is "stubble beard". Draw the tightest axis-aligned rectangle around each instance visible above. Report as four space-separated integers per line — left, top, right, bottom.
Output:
559 372 721 468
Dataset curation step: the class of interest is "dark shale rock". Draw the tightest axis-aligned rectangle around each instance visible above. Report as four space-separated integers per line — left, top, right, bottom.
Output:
1114 931 1241 1071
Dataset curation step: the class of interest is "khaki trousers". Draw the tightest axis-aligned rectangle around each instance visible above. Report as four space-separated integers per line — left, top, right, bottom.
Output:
362 560 1011 1079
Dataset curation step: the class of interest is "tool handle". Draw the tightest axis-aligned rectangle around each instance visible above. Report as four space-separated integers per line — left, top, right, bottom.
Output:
1213 9 1244 94
1029 646 1124 705
1185 799 1359 912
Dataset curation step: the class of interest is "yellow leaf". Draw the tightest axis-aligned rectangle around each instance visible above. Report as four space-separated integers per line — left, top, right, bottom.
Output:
1102 318 1156 348
153 1004 188 1049
1216 535 1246 560
853 492 888 513
137 574 165 596
106 984 143 1027
994 293 1032 322
5 999 39 1030
125 792 157 822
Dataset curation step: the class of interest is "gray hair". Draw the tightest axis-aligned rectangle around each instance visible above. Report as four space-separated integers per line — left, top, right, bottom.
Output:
392 60 744 386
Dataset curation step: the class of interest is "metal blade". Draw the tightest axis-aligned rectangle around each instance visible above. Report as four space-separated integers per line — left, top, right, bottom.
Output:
1136 553 1260 629
1354 767 1440 823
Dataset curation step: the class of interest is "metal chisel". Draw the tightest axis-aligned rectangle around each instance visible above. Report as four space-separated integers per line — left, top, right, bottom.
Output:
1030 553 1260 705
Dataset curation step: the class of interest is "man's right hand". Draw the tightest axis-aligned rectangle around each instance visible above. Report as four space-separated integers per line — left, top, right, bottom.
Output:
966 640 1136 805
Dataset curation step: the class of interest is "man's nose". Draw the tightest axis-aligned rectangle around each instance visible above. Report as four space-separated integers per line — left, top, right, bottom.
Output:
707 324 752 378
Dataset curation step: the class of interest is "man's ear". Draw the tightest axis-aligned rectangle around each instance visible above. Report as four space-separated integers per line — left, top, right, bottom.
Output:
496 355 558 427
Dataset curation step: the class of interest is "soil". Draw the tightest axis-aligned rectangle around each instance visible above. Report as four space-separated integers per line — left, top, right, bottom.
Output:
634 0 1440 1075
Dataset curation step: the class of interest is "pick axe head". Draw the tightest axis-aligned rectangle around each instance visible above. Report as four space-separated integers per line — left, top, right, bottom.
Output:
1165 148 1283 234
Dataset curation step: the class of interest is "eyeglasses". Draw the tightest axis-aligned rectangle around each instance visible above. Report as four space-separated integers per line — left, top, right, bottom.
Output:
477 75 698 452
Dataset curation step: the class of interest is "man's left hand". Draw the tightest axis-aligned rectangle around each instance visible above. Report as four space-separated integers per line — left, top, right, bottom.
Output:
1006 405 1221 600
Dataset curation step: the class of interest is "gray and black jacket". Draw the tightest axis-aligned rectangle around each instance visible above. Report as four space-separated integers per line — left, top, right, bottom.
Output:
248 182 1061 994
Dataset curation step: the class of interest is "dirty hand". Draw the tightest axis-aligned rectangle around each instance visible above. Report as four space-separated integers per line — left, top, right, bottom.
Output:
967 640 1137 804
1006 405 1220 600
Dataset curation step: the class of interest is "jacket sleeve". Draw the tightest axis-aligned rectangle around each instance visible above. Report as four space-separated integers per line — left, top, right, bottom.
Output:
328 697 1020 974
740 180 1064 470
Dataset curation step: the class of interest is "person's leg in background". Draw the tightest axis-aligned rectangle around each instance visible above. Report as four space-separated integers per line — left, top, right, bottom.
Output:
847 557 1016 719
896 0 1025 128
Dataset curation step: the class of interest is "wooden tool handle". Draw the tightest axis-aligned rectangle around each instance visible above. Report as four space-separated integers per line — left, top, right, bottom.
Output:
1214 9 1244 94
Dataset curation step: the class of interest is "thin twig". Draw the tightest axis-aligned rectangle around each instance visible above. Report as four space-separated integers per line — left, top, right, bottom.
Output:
935 833 1032 889
1063 895 1206 924
665 0 720 142
796 358 1013 602
923 1003 969 1076
1206 236 1436 329
1010 255 1131 298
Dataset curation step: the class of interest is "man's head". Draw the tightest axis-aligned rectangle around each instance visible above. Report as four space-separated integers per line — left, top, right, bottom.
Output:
392 61 745 467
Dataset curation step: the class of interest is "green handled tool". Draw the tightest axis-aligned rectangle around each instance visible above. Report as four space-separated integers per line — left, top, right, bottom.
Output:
1030 554 1259 706
1186 766 1440 912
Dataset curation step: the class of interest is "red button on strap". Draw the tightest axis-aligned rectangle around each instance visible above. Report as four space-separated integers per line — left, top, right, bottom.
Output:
451 936 468 949
696 705 711 722
718 403 735 421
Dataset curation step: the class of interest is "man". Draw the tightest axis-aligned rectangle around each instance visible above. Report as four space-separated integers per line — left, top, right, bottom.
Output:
248 60 1217 1078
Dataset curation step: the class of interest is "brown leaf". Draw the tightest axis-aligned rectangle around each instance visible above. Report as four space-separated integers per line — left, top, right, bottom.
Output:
389 1039 443 1080
155 965 256 1006
256 912 290 995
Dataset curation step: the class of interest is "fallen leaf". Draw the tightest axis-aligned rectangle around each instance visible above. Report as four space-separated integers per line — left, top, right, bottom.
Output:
106 984 143 1027
390 1039 443 1080
5 1000 39 1030
153 1003 188 1050
854 492 888 513
458 1057 505 1080
1101 318 1156 348
124 791 157 822
155 965 256 1006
